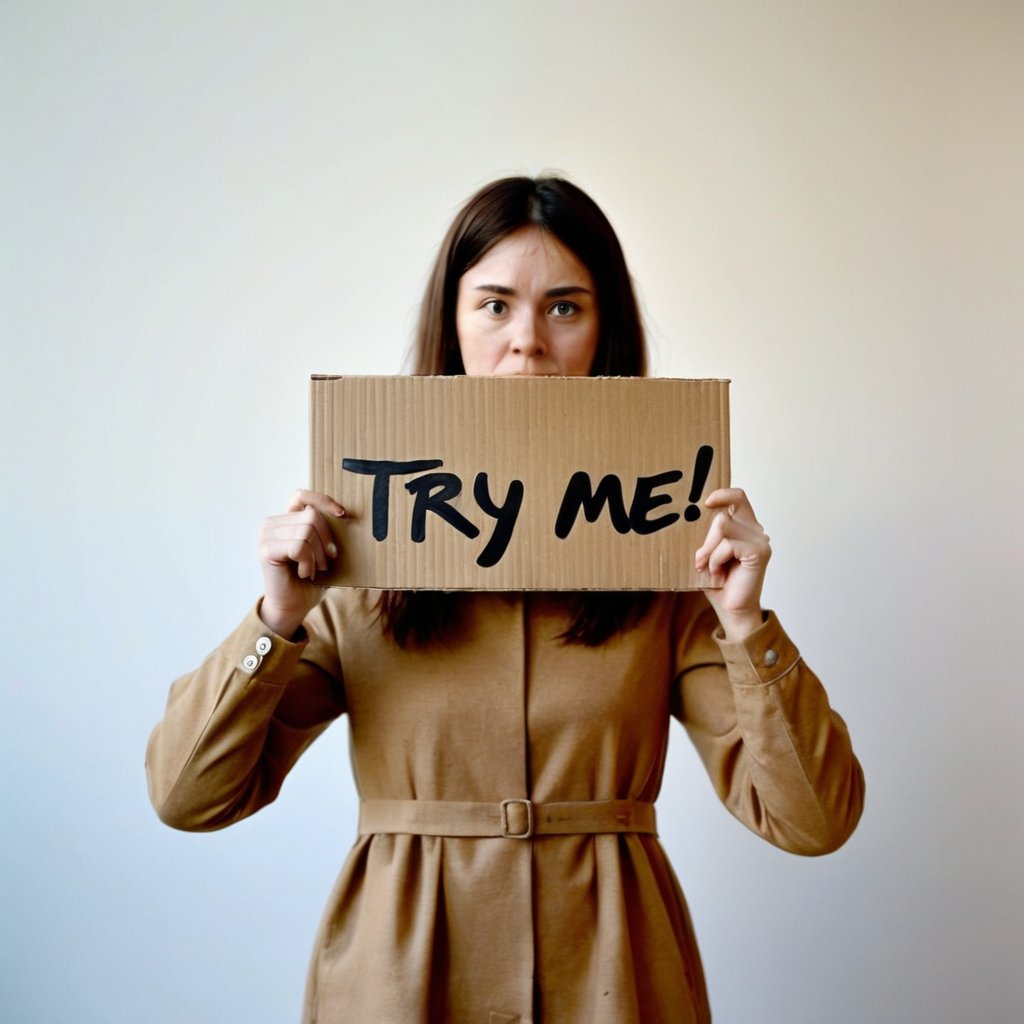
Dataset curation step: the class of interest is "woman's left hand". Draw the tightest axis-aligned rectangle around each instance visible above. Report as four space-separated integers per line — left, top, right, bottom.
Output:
694 487 772 641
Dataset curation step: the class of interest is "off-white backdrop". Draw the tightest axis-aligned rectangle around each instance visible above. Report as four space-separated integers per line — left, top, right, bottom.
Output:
3 2 1022 1022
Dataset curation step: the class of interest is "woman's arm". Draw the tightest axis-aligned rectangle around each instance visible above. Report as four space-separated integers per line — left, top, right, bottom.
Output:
146 490 348 831
676 485 864 854
145 603 345 831
673 599 864 856
679 483 864 851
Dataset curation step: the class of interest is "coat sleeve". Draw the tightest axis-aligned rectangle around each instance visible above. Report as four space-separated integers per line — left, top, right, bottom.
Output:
670 597 865 856
145 601 346 832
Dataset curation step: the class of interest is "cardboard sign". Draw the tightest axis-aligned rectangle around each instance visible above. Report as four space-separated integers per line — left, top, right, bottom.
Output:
310 375 730 591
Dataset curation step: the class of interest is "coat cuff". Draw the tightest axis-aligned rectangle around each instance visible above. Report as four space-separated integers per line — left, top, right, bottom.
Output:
221 601 310 685
713 610 802 686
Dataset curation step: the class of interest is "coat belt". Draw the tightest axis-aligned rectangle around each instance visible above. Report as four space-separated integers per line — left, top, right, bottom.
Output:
358 798 657 839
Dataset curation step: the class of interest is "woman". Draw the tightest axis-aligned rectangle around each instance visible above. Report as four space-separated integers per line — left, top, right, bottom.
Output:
147 176 864 1024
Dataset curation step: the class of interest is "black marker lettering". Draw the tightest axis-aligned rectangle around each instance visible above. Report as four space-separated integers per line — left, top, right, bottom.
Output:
629 470 684 535
341 458 443 540
555 472 631 539
404 473 480 543
684 446 714 522
473 473 525 567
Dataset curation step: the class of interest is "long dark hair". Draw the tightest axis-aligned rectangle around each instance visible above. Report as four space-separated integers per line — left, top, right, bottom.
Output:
413 176 647 377
381 175 653 647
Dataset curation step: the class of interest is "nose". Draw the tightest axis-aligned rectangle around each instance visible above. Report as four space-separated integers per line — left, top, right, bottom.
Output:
510 314 547 358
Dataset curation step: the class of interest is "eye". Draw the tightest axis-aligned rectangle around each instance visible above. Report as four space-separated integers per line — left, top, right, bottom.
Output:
483 299 508 315
550 300 579 317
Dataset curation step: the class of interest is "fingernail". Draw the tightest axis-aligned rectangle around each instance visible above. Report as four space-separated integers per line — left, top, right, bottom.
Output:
328 543 338 558
335 505 347 518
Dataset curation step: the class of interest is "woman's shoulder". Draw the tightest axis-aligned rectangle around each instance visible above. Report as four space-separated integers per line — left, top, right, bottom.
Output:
305 588 385 642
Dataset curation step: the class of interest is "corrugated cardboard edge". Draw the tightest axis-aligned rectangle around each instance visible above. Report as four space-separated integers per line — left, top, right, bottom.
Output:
310 375 730 591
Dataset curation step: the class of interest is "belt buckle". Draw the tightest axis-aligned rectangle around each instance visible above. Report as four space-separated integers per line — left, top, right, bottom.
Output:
500 798 534 838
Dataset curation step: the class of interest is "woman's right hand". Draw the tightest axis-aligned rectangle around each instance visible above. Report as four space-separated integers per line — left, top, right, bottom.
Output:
257 489 347 638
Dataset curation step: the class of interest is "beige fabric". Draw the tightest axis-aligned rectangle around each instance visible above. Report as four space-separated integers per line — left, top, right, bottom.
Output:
146 590 864 1023
358 797 658 838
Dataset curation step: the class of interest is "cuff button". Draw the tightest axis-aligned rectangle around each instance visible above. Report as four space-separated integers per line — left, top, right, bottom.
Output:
255 636 273 656
241 654 261 673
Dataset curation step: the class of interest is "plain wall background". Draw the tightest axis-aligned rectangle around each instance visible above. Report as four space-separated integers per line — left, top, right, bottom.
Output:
3 2 1022 1021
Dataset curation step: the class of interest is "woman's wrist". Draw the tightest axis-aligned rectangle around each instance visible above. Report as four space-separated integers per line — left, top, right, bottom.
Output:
716 607 765 642
258 598 306 640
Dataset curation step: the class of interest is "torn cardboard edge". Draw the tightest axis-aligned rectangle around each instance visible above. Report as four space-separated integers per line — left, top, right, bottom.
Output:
310 375 730 591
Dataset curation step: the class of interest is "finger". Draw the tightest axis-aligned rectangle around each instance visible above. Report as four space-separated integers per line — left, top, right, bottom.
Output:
704 487 748 508
260 535 322 580
295 504 341 565
706 537 737 578
707 533 772 576
286 488 347 519
704 487 760 523
261 516 331 574
696 505 760 556
694 510 729 569
275 497 346 568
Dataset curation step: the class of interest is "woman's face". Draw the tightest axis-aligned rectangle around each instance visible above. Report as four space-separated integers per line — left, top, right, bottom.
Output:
455 226 600 377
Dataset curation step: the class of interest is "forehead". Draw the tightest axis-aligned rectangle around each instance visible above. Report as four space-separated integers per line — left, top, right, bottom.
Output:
464 226 592 283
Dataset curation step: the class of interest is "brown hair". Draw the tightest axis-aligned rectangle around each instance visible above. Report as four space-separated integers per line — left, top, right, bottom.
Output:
382 175 652 647
411 175 647 376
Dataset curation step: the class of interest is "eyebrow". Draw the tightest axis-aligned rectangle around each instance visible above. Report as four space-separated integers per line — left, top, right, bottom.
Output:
471 284 593 297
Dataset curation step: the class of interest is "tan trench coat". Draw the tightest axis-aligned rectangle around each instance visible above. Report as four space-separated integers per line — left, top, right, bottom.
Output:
146 590 864 1024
